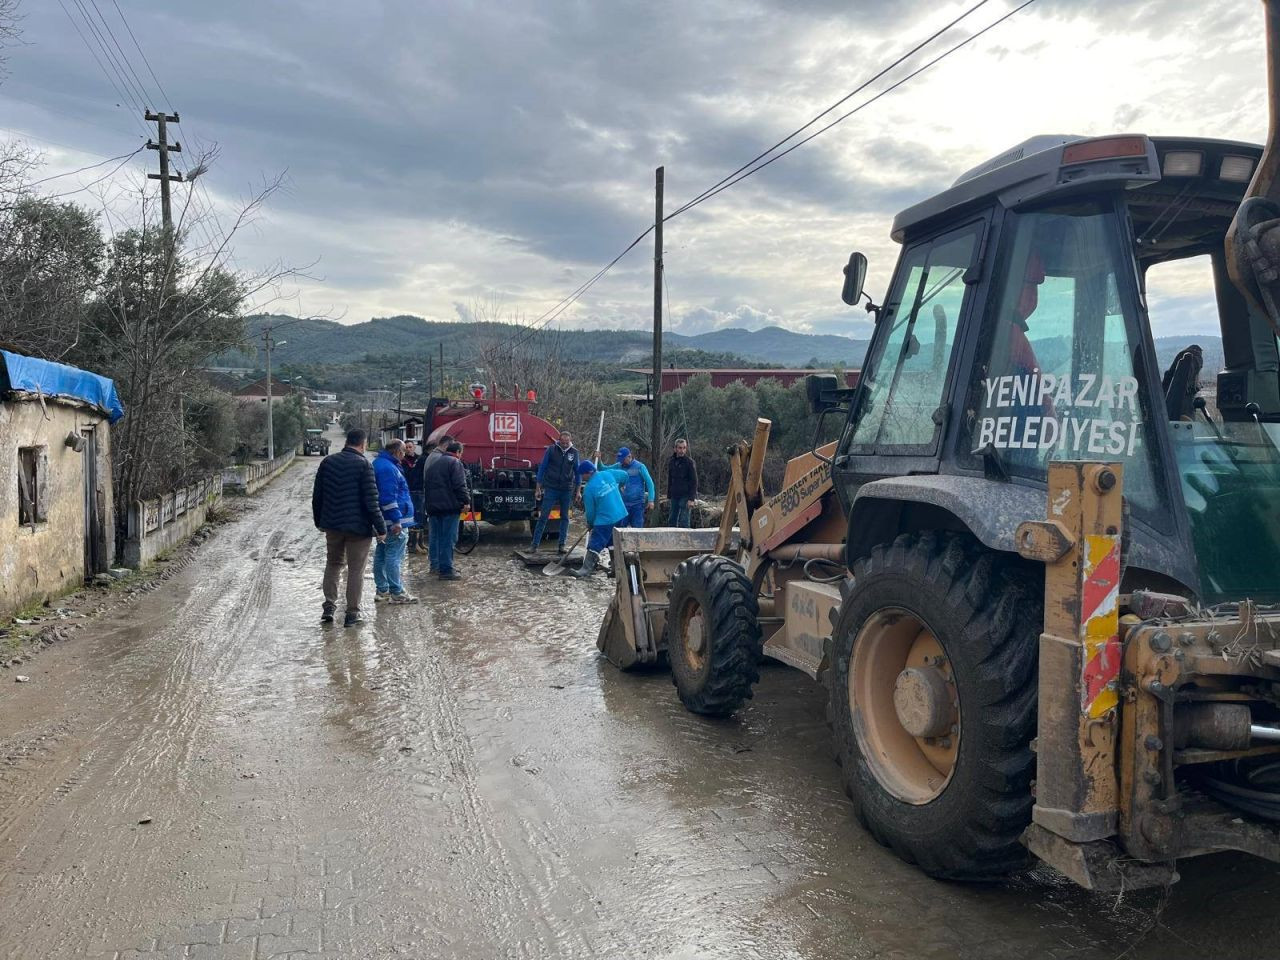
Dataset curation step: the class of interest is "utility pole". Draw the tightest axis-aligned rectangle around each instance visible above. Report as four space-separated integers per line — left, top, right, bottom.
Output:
263 329 275 461
650 166 664 471
439 343 445 394
145 110 183 233
428 356 434 402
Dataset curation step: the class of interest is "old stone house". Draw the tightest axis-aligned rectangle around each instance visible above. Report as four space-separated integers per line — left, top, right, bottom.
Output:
0 350 122 619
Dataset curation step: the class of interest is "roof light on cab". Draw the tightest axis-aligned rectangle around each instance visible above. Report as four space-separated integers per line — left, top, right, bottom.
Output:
1061 136 1148 165
1162 151 1203 176
1220 154 1256 182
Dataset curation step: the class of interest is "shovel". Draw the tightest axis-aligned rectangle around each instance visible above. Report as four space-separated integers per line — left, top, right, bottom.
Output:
543 527 589 576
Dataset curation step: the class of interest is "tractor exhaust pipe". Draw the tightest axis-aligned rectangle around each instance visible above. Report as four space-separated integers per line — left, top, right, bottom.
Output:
1226 0 1280 334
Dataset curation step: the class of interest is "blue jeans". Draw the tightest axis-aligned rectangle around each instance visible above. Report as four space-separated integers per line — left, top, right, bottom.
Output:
531 487 573 548
587 523 617 554
618 500 646 528
373 528 409 595
668 497 691 527
429 514 461 574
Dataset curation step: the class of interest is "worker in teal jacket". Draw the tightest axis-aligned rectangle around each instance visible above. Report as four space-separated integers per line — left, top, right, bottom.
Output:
573 460 628 577
614 446 656 528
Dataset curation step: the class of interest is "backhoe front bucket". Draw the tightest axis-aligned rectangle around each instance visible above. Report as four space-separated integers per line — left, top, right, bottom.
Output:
597 527 721 669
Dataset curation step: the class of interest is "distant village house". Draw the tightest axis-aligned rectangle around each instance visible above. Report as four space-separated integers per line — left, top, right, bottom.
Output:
233 376 297 405
0 350 123 619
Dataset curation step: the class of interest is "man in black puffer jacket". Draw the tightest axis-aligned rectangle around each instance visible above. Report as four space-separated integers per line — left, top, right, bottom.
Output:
312 428 387 626
423 441 471 581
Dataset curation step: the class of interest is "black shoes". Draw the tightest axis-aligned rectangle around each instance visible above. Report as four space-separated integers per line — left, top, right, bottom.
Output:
438 571 462 581
343 610 364 627
321 602 336 623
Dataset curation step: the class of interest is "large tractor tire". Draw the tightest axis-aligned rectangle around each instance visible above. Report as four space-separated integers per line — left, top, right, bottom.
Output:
827 532 1040 880
666 555 763 716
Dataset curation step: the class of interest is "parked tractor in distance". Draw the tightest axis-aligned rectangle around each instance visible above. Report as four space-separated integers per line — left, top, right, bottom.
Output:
598 0 1280 890
302 429 330 456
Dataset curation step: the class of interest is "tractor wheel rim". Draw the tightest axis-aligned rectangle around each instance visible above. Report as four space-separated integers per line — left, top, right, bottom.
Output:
850 607 959 805
681 602 707 673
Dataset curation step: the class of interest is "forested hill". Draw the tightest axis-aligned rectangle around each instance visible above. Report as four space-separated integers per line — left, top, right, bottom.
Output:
221 314 872 368
220 314 1226 381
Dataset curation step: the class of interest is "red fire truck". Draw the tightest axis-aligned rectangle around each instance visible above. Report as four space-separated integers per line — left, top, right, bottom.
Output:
423 388 563 547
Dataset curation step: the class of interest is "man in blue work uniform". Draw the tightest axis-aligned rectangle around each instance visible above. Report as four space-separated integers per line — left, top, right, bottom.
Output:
371 439 417 603
614 446 655 528
573 460 628 578
530 430 579 553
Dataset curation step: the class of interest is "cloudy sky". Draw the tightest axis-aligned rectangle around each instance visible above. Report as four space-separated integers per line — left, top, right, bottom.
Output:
2 0 1267 341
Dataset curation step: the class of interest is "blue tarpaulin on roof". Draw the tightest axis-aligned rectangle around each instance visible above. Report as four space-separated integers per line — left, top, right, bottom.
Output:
0 350 125 423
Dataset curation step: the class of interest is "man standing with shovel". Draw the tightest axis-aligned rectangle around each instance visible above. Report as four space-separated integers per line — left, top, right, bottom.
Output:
530 430 579 554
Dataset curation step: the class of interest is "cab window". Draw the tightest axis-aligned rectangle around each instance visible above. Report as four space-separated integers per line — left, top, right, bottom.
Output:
845 222 981 454
964 201 1163 515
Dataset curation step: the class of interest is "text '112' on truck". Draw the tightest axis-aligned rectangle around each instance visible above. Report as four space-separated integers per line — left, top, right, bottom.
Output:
597 0 1280 890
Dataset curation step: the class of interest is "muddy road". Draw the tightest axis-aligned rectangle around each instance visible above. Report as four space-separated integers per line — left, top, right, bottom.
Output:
0 454 1276 960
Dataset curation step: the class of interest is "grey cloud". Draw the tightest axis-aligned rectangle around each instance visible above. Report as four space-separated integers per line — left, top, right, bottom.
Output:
6 0 1239 340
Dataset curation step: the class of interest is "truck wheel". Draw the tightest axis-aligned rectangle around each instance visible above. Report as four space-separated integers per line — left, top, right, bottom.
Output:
455 516 480 555
666 555 762 716
827 532 1040 880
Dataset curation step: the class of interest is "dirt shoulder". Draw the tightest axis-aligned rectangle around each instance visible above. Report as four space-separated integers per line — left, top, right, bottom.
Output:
0 497 256 675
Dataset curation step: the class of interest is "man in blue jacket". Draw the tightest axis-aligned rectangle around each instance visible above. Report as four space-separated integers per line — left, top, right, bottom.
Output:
614 447 655 528
572 460 628 578
530 429 580 554
371 439 417 603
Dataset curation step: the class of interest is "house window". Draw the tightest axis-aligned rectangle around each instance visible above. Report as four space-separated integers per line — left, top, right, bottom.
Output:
17 446 48 526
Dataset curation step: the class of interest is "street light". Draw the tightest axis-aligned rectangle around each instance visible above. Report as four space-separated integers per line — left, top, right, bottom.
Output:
396 377 418 428
265 337 287 461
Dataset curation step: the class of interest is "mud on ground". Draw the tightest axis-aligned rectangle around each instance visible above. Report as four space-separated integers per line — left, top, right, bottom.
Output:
0 497 251 674
0 457 1277 959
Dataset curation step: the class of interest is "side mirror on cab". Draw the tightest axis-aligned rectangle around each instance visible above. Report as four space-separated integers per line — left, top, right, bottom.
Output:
805 374 840 415
841 251 868 306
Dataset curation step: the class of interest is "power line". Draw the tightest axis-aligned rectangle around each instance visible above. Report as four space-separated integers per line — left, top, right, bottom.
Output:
108 0 174 111
39 150 146 199
670 0 1040 219
471 0 1038 366
492 227 653 358
666 0 994 220
26 145 145 187
68 0 223 256
55 0 144 130
67 0 149 116
0 125 129 156
1 88 148 141
79 0 153 111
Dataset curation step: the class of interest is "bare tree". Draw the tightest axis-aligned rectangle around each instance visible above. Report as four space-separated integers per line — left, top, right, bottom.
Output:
78 155 325 538
469 296 572 400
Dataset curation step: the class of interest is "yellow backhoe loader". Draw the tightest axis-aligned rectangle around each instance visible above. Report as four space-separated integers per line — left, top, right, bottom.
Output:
598 0 1280 889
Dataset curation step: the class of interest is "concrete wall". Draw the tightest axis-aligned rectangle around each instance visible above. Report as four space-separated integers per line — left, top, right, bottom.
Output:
0 398 113 619
122 475 222 569
223 450 296 496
